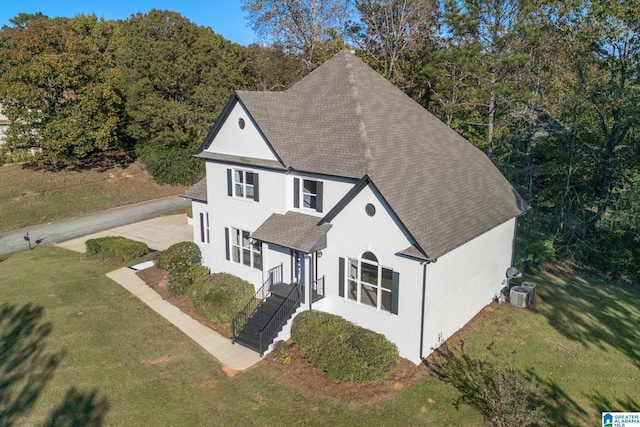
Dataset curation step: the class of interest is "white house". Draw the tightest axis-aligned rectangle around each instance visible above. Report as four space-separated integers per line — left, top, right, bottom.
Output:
182 50 527 364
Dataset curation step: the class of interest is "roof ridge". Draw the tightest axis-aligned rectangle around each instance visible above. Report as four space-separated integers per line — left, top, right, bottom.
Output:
345 56 375 174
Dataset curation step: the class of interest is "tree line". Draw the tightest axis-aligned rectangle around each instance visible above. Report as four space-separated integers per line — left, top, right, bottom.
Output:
0 2 638 280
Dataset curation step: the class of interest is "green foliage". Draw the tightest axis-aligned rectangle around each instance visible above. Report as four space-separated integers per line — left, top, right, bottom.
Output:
271 340 292 364
137 144 203 185
154 242 202 277
166 264 210 296
0 19 123 166
432 345 548 427
116 10 245 184
291 311 398 382
579 173 640 281
85 236 149 263
515 215 557 273
188 273 255 323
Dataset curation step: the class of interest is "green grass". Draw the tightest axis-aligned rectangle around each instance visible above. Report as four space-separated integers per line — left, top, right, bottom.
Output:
1 248 638 426
0 161 187 232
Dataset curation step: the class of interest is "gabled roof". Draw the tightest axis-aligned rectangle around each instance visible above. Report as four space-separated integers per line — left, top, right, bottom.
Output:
200 50 526 259
251 212 332 253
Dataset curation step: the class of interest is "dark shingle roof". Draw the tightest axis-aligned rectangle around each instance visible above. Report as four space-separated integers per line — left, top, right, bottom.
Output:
181 178 207 203
251 212 332 253
204 50 526 259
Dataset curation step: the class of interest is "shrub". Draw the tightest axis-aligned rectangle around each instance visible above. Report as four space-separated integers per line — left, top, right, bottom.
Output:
154 242 201 277
188 273 255 323
137 144 203 185
85 236 149 263
432 345 548 427
166 264 210 296
291 311 398 382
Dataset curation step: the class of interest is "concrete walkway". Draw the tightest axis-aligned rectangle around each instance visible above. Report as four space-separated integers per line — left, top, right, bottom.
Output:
58 214 263 372
107 268 262 372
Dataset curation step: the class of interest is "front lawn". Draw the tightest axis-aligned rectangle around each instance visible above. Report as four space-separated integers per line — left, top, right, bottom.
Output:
0 247 638 425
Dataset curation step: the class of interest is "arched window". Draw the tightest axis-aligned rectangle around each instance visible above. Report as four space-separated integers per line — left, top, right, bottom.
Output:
344 252 397 313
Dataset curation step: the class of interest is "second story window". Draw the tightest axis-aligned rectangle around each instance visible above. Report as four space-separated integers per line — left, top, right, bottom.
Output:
227 168 259 201
294 177 323 212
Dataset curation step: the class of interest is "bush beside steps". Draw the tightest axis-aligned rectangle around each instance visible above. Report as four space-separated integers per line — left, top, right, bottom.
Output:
291 310 399 382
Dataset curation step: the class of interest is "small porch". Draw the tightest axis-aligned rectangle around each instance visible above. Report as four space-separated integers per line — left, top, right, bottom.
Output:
232 264 326 355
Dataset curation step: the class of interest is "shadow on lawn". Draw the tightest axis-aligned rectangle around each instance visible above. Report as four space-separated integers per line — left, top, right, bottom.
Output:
584 390 640 414
0 303 109 426
526 369 589 425
533 268 640 370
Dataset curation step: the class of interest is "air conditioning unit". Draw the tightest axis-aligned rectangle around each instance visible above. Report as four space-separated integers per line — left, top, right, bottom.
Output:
521 281 536 300
510 286 530 308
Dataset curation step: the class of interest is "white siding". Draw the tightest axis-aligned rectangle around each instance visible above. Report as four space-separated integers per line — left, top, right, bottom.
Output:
313 183 426 363
204 103 279 161
202 162 285 288
287 173 354 217
191 201 215 268
199 160 357 291
421 218 516 356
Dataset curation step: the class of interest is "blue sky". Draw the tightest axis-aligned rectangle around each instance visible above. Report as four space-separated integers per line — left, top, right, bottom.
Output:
0 0 258 46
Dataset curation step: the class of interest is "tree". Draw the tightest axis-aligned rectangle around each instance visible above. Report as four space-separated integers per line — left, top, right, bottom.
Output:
244 43 306 91
350 0 438 83
0 19 123 166
441 0 536 158
116 10 247 184
242 0 352 68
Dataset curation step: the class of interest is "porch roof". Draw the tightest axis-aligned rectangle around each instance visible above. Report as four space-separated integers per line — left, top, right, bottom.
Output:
180 178 207 203
251 211 332 253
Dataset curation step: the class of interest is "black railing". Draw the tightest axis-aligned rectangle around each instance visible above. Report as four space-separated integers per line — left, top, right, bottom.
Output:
311 275 325 302
258 284 301 355
232 264 282 341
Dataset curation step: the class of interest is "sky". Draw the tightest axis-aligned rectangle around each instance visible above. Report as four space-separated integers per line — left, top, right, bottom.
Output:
0 0 258 46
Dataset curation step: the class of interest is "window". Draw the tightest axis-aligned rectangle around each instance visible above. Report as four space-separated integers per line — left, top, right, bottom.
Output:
293 177 323 212
340 252 398 314
199 212 210 244
226 227 261 270
227 169 259 201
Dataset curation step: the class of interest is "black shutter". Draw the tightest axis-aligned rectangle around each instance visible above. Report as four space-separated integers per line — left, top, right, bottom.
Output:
199 212 205 243
253 173 259 202
224 227 230 261
227 169 233 196
391 271 400 315
294 178 300 208
316 181 323 212
338 257 345 297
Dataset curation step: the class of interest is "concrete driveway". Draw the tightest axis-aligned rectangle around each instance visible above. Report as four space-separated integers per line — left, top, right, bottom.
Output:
57 214 193 253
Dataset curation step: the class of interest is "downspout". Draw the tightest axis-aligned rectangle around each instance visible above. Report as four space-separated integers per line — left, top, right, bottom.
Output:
419 261 428 361
308 252 314 310
419 258 435 362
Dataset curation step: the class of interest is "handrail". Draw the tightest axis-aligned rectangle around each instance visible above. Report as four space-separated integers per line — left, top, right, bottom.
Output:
311 275 325 302
258 284 301 355
232 264 282 342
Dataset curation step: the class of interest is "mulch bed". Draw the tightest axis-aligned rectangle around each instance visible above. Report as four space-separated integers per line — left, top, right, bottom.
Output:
135 266 435 401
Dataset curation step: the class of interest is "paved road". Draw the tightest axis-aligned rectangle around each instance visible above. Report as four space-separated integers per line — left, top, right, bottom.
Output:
0 196 190 256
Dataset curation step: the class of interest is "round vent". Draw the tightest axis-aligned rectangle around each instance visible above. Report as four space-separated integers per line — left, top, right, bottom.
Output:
238 118 245 129
365 203 376 217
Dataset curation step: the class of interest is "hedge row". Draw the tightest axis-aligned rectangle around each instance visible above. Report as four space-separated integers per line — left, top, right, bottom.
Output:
85 236 149 263
291 311 399 382
188 273 255 323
